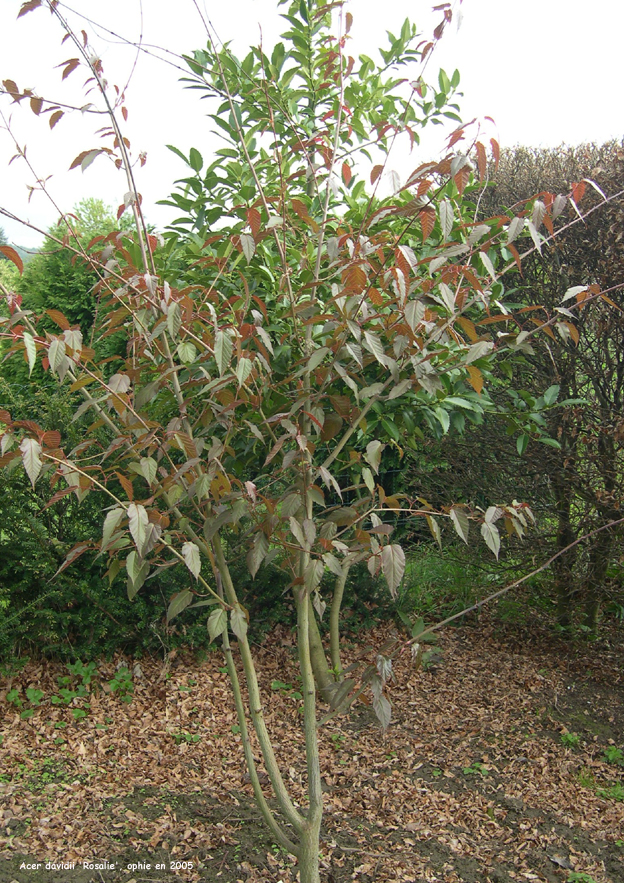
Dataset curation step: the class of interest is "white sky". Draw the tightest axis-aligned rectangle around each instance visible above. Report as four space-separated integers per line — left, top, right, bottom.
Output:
1 0 623 248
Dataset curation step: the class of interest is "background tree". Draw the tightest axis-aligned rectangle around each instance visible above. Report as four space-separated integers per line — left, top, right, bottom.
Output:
474 142 624 631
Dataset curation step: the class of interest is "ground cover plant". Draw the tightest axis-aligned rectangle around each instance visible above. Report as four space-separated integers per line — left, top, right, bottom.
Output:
1 1 623 879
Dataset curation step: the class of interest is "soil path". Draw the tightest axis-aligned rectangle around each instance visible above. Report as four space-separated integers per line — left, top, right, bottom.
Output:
1 617 622 883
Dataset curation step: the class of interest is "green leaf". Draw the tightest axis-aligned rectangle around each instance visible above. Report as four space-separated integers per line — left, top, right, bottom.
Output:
304 559 324 592
364 440 384 474
182 541 201 578
207 607 227 643
139 457 157 486
307 346 329 372
434 407 450 434
189 147 203 172
235 356 253 387
167 302 181 339
19 437 42 487
240 233 255 263
215 330 232 376
426 515 442 549
362 466 375 494
177 341 197 364
126 551 149 599
387 378 412 400
480 522 500 559
372 689 391 730
381 544 405 597
127 503 149 555
289 516 309 550
449 507 469 544
322 553 343 578
439 198 453 240
23 331 37 376
543 384 560 406
167 589 193 624
516 433 529 456
48 338 66 374
102 507 125 552
247 531 269 578
230 606 248 641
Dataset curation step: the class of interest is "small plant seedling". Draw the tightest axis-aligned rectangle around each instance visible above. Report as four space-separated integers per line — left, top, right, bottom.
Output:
66 660 98 686
108 667 134 704
431 768 442 778
577 767 595 788
231 724 241 735
615 839 624 847
71 708 88 721
271 679 303 701
25 688 44 706
171 732 201 744
463 762 489 777
602 746 624 766
6 688 23 708
561 732 581 749
596 783 624 801
567 873 598 883
330 733 345 750
7 686 46 718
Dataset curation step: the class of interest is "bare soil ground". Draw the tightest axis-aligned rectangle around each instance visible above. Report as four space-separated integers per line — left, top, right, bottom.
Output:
1 615 623 883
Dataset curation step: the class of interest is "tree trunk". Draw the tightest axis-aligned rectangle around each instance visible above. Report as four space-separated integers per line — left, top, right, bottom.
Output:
552 468 577 630
298 820 322 883
584 525 613 634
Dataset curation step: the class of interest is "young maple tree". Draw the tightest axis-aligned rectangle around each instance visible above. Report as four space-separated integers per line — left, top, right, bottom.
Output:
1 0 610 878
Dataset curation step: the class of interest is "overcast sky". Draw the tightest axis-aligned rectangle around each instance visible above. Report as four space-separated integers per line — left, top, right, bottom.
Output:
1 0 623 248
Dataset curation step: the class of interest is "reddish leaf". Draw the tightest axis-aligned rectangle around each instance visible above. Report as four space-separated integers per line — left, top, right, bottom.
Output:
115 471 134 501
371 164 384 185
0 246 24 274
456 315 478 342
467 365 483 394
69 149 99 171
419 207 436 241
507 243 523 275
51 543 91 579
46 309 70 330
29 95 43 115
447 127 464 148
41 430 62 448
121 105 128 122
453 166 470 195
59 58 80 80
0 452 19 468
571 181 586 204
291 199 308 220
2 79 21 101
17 0 42 18
41 486 77 509
475 141 487 180
343 264 367 293
49 109 63 129
490 137 500 169
247 207 261 238
342 162 352 186
0 410 12 424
